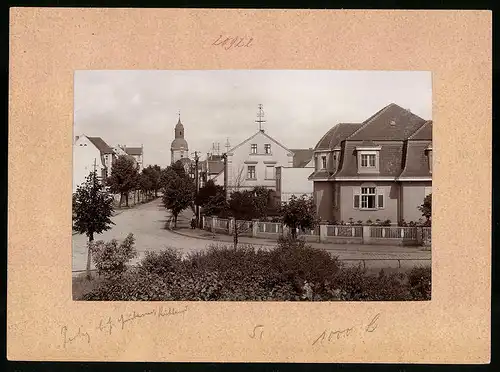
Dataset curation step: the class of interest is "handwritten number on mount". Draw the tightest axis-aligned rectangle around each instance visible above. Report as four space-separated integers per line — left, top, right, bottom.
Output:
312 313 382 346
365 313 381 333
250 325 264 339
212 35 253 50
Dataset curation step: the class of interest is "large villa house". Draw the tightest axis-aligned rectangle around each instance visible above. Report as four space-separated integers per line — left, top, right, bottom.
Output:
309 103 432 225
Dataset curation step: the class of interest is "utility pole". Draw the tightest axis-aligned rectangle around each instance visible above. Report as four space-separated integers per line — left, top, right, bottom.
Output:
193 151 200 227
222 152 228 200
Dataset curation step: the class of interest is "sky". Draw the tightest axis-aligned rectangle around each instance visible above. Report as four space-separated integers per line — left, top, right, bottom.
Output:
74 70 432 168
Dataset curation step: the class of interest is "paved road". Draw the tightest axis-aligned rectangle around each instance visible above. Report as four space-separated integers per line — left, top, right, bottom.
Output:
72 198 430 272
72 199 210 272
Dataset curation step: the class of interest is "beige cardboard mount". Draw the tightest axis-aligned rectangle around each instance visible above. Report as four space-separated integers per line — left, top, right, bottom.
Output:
8 8 491 363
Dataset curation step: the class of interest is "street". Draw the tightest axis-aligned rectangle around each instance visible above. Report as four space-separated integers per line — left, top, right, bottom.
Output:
72 198 430 273
72 198 209 272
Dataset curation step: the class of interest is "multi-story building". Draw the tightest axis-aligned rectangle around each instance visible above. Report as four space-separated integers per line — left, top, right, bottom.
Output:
309 103 432 224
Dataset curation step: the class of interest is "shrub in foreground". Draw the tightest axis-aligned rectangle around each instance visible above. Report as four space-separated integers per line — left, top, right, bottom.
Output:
79 240 431 301
89 233 137 278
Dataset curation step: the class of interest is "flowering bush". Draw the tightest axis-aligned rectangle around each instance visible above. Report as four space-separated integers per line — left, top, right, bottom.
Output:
89 233 137 278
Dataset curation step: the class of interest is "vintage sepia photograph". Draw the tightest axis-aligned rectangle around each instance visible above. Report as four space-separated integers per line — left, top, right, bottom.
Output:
72 70 432 301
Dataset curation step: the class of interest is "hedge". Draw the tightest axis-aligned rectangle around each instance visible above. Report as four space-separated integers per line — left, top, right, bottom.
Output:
79 236 431 301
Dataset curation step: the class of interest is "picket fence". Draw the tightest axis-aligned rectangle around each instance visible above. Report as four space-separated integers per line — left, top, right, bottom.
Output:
202 216 432 247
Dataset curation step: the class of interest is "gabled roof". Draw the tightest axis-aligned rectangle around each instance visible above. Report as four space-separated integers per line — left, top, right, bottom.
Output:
87 137 114 154
409 120 433 140
228 130 292 155
314 123 361 150
290 148 314 167
347 103 427 141
124 147 143 156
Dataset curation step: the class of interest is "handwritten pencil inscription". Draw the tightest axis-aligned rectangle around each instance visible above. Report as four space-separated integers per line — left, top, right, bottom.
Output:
312 313 382 346
212 35 254 50
60 305 188 348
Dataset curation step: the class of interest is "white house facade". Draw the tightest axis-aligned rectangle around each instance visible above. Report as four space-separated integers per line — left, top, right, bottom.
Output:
276 160 314 203
213 130 294 193
73 135 114 193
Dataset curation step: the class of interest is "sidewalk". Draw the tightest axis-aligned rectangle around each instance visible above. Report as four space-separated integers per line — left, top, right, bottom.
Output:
168 226 431 260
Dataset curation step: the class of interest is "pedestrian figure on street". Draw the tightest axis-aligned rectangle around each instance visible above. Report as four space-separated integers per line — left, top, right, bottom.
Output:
190 217 196 229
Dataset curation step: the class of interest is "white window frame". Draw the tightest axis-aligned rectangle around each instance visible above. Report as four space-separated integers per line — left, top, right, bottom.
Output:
360 154 376 168
353 186 385 210
264 144 271 154
360 187 376 209
247 165 256 179
250 144 258 154
321 155 327 169
357 150 380 173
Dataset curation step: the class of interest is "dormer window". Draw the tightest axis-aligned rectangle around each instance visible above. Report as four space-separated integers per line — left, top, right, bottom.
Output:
356 146 381 174
321 156 327 169
361 154 376 167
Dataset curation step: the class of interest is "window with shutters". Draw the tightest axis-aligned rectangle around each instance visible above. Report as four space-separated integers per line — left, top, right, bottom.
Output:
353 186 385 210
361 187 376 209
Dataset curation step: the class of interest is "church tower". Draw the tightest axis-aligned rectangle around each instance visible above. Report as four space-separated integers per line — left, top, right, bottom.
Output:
170 113 189 164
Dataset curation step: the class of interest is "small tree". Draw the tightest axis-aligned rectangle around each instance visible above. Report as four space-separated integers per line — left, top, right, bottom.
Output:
418 193 432 222
106 155 140 207
227 190 258 248
280 195 318 240
144 164 162 197
90 233 137 278
162 174 195 228
252 186 273 219
73 171 114 279
138 170 153 201
196 179 227 217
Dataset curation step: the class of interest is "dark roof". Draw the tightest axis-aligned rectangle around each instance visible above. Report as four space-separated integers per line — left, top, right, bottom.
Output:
399 141 432 178
409 120 432 140
347 103 427 141
290 148 314 167
314 123 361 150
310 104 433 181
87 137 114 154
308 170 332 180
207 160 225 174
335 141 405 177
124 147 143 156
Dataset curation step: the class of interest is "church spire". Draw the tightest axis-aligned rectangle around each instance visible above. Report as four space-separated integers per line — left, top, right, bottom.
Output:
175 111 184 139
